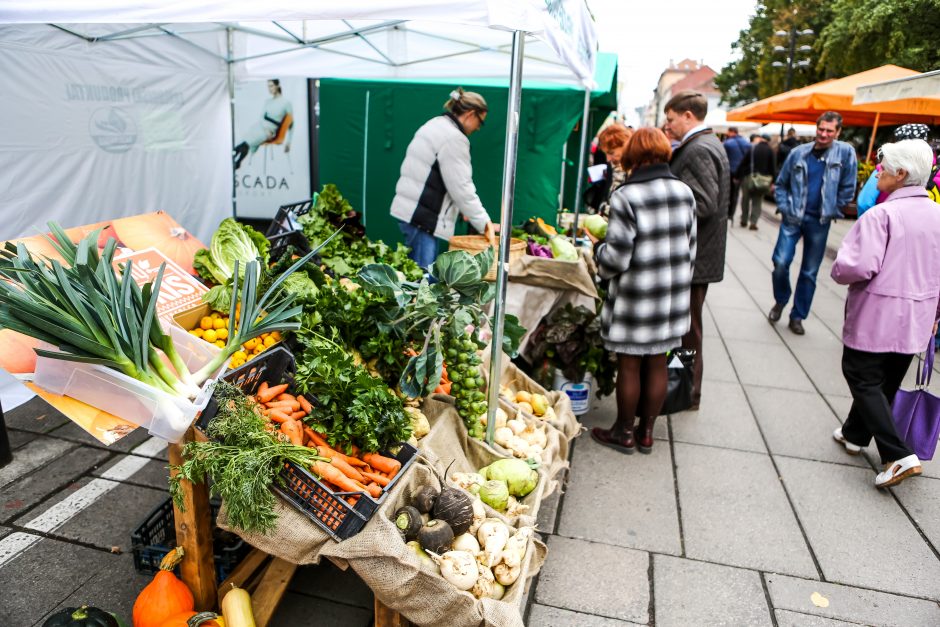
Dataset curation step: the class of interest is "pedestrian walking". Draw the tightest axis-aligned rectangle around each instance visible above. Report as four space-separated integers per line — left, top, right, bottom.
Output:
665 90 730 409
830 139 940 488
768 111 857 335
723 126 751 222
735 134 776 229
587 128 697 454
776 127 799 173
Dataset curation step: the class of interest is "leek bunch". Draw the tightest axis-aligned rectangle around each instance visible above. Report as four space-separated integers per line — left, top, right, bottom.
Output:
0 222 339 398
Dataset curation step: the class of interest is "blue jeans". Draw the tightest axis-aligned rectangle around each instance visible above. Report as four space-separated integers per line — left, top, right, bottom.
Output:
771 215 831 321
398 221 439 271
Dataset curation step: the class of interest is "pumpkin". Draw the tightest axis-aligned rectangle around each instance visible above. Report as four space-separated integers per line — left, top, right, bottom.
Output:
156 611 224 627
42 605 124 627
132 547 194 627
113 212 204 275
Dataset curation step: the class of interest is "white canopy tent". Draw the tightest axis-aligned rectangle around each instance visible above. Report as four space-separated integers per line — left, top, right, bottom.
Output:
757 122 817 138
702 108 760 134
0 0 598 443
854 68 940 104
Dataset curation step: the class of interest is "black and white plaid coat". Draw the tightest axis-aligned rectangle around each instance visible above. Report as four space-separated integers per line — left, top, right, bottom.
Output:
595 163 698 352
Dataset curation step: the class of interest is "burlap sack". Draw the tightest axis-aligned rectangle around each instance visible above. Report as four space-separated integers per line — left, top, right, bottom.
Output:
418 398 543 527
320 463 547 627
508 254 598 300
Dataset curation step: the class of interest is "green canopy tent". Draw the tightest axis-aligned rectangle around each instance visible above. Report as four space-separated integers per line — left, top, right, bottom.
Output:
317 52 618 245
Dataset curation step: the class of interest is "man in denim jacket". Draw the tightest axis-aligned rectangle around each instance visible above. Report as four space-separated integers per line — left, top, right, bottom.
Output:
768 111 858 335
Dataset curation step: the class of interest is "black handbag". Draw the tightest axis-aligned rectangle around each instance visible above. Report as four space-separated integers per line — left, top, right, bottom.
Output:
661 349 695 415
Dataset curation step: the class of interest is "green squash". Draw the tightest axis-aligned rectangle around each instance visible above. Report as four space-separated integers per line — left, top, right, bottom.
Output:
43 605 125 627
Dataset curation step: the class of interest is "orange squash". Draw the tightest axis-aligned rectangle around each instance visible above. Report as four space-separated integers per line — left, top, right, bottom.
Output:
156 611 224 627
113 212 204 275
133 547 195 627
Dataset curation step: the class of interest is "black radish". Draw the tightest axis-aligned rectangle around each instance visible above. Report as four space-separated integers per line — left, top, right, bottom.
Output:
432 461 475 536
394 505 423 540
417 519 454 554
413 485 439 514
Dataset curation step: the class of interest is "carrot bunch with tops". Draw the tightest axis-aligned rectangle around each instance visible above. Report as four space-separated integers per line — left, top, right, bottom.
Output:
253 380 402 506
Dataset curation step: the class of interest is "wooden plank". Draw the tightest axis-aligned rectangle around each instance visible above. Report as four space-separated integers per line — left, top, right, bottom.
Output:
374 599 411 627
169 427 219 611
250 557 297 627
217 549 270 607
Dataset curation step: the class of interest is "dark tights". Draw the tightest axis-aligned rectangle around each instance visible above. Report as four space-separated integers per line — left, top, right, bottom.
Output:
612 353 668 435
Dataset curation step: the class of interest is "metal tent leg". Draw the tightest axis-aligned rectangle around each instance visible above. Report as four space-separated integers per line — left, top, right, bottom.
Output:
569 88 591 240
485 30 525 445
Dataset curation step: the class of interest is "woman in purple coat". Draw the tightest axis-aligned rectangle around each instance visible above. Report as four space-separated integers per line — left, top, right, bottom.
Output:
831 139 940 488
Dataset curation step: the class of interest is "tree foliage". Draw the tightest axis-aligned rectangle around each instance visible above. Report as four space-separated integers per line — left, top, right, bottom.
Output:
716 0 936 107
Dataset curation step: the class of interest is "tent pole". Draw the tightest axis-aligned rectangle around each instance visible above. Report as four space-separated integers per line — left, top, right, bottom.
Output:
227 26 236 219
866 111 881 163
558 141 568 219
570 88 591 241
362 90 371 227
485 30 525 446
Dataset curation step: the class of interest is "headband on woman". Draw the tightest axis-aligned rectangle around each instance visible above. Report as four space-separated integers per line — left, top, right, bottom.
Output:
450 90 461 101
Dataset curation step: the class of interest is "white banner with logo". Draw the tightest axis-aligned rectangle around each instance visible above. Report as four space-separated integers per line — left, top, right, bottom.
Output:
0 35 230 245
233 78 310 219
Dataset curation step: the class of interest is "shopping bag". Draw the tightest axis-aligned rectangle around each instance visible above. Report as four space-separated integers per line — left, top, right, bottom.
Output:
892 340 940 460
661 349 695 415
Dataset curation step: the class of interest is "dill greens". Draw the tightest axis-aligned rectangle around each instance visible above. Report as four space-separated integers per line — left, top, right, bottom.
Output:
169 381 327 534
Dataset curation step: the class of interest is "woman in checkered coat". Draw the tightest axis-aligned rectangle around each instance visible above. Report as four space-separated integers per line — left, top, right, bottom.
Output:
587 127 697 455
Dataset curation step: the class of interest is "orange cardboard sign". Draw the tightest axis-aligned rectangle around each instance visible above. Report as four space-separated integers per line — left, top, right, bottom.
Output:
113 247 208 326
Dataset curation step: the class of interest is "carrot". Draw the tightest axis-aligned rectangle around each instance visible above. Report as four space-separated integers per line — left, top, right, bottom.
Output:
257 381 269 399
275 393 297 402
289 410 307 421
257 382 289 403
268 409 291 424
316 448 366 483
360 452 401 476
360 482 382 498
304 428 330 448
281 419 304 446
361 470 390 487
312 460 366 494
266 400 301 412
297 395 313 414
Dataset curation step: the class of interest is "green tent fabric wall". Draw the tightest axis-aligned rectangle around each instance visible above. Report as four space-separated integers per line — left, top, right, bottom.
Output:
318 79 595 245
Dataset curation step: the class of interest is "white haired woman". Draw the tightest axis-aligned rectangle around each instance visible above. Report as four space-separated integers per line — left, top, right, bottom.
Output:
831 139 940 488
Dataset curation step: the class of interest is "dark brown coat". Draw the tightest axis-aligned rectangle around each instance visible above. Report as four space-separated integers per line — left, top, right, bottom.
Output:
669 129 730 284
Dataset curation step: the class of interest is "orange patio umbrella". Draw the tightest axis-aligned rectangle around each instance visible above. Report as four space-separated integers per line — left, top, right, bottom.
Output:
728 65 940 160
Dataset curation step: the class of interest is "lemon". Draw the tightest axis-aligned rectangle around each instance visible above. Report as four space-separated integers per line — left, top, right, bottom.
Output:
263 335 276 348
253 343 266 354
271 331 282 341
199 316 214 330
213 318 226 330
215 328 229 341
243 338 258 351
189 328 204 338
215 340 226 349
232 350 248 362
210 312 221 319
203 329 217 343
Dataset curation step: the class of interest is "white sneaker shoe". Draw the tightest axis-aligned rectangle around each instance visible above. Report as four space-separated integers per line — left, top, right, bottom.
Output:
875 454 922 488
832 428 861 455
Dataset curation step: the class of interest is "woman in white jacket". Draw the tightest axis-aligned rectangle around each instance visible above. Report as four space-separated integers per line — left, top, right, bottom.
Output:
390 88 496 269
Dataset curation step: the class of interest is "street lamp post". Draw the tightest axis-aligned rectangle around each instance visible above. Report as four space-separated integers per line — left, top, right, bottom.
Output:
771 25 814 139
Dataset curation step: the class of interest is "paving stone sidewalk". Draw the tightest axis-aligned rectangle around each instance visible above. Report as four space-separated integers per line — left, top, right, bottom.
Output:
524 205 940 626
2 203 939 626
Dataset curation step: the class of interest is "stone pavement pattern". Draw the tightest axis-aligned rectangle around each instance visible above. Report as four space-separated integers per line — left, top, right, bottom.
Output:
1 206 939 626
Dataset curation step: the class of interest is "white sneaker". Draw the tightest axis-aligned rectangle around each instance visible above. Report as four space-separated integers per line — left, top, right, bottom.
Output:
832 427 861 455
875 454 922 488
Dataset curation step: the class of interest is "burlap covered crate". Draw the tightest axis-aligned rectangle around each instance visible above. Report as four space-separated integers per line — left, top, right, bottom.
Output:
335 463 546 627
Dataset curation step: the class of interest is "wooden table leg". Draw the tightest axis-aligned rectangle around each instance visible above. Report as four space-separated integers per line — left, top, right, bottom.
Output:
169 427 219 610
374 599 411 627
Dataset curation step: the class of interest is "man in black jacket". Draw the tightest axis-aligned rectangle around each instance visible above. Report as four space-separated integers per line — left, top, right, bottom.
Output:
665 90 731 409
735 134 777 229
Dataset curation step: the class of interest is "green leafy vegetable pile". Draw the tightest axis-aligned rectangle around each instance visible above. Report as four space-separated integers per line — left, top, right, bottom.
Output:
299 184 423 281
356 248 526 435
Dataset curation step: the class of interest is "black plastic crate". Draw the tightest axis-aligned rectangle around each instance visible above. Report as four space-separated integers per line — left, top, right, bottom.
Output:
197 346 418 542
267 229 312 263
265 199 315 238
131 497 249 582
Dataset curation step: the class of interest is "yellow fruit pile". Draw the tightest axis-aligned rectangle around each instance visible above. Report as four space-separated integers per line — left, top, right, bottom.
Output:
187 310 281 369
